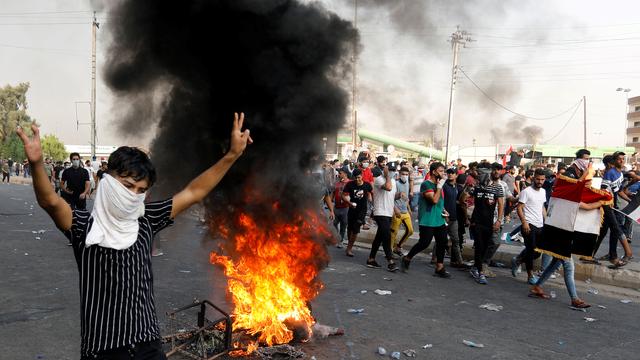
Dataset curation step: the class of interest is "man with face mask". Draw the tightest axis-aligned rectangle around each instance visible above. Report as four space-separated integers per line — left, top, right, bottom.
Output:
390 167 414 255
16 113 252 360
60 152 91 210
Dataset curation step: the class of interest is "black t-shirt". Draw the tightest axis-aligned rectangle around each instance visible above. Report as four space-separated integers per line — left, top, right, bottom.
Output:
61 167 90 197
471 183 504 229
442 182 458 218
343 181 372 216
54 165 64 180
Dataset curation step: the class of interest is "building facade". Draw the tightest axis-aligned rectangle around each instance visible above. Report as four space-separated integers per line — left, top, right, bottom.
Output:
626 95 640 153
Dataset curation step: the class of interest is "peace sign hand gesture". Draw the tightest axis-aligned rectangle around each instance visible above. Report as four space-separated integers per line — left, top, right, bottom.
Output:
228 112 253 158
16 124 43 164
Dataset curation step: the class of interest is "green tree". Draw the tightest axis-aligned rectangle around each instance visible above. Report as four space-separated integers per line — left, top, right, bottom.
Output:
0 83 34 143
41 134 68 161
0 132 25 160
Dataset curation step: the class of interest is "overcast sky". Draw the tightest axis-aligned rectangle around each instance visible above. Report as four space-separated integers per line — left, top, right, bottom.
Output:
2 0 640 149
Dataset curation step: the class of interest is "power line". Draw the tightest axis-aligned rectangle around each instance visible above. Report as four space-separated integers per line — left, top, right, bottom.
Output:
458 67 583 121
540 99 584 144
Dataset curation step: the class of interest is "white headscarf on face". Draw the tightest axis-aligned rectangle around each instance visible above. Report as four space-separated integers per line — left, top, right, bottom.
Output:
85 173 146 250
572 158 589 172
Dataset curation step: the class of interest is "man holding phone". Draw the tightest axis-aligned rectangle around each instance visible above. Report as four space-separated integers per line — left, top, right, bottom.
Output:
401 162 451 278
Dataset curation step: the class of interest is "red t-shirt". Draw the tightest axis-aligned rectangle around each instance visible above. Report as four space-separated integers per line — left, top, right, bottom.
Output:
361 167 374 184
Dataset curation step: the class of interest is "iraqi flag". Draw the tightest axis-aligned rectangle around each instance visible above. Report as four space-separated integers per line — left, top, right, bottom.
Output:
620 192 640 224
536 175 613 260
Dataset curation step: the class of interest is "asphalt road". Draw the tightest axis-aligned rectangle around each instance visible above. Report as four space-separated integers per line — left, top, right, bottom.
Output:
2 183 640 360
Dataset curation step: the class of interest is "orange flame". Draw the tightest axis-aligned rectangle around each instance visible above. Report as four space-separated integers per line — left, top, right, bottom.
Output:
210 209 331 355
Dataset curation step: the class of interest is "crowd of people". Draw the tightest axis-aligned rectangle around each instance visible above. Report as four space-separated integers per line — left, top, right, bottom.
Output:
320 148 638 309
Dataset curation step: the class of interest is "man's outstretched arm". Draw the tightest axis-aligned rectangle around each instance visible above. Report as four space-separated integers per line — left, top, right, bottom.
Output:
171 112 253 219
17 124 72 230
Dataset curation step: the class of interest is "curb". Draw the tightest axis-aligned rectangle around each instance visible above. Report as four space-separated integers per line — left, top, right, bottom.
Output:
350 228 640 290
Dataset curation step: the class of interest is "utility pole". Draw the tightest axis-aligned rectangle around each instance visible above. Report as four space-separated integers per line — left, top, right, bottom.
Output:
444 26 473 164
583 96 587 148
90 12 99 158
351 0 359 151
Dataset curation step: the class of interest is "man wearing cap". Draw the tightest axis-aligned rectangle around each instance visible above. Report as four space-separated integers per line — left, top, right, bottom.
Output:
469 162 504 284
332 167 351 248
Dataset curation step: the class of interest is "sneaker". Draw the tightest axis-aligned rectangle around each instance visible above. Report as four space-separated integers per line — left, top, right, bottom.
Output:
387 262 399 272
511 256 519 277
393 247 404 256
470 268 480 280
477 274 488 285
434 268 451 278
504 233 512 244
484 268 497 278
527 275 539 285
400 256 411 272
336 241 344 249
550 272 558 279
366 259 381 269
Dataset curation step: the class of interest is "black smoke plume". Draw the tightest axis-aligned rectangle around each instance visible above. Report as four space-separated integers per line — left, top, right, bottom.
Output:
103 0 358 233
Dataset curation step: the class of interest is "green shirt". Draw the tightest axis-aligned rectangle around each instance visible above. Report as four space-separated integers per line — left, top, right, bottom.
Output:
418 180 446 227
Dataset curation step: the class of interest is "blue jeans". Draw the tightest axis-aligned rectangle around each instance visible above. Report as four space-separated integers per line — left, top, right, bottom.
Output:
410 193 420 212
536 257 578 300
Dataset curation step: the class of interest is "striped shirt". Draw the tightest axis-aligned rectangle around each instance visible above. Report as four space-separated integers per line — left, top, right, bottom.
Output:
63 198 174 357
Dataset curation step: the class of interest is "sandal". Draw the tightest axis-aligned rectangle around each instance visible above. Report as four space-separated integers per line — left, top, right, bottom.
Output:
608 259 628 269
571 299 591 308
621 255 634 262
528 287 551 300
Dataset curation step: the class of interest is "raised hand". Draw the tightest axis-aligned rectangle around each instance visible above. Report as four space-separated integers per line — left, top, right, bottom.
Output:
16 124 43 164
228 112 253 158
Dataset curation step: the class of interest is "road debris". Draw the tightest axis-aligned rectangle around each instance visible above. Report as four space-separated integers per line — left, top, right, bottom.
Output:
374 289 392 295
360 290 368 294
620 299 632 304
462 340 484 348
403 349 416 357
597 305 607 309
584 317 597 322
383 277 393 281
377 347 387 355
569 306 587 312
479 303 503 312
347 308 364 314
178 270 191 273
312 323 344 338
255 344 304 359
550 291 557 299
422 344 433 349
587 288 599 295
390 351 401 359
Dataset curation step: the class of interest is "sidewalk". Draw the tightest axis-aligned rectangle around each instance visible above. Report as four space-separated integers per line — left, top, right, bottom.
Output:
3 176 33 185
350 224 640 290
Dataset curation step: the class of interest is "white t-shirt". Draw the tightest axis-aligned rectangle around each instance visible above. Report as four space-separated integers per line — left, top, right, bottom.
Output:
373 174 397 217
518 185 547 228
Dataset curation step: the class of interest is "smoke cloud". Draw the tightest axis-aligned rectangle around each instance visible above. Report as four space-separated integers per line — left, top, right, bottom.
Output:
490 115 544 144
102 0 358 237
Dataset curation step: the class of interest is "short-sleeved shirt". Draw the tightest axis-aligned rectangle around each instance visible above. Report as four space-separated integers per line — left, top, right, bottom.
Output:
418 180 446 227
343 181 372 217
411 170 423 193
62 199 174 357
604 168 624 206
395 180 410 213
518 186 547 227
373 175 397 217
61 166 90 197
471 183 504 229
44 163 54 177
333 179 350 209
442 182 458 219
503 173 516 195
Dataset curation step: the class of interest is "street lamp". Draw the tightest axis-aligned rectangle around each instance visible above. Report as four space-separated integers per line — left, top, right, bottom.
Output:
617 87 631 147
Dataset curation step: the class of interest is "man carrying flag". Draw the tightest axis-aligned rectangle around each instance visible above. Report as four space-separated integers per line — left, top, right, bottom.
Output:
530 159 612 309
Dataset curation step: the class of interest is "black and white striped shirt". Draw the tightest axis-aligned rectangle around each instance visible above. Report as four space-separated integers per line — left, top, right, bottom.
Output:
63 198 173 357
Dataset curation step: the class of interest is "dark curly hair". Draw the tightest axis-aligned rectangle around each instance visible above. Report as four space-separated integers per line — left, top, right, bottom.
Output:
107 146 157 186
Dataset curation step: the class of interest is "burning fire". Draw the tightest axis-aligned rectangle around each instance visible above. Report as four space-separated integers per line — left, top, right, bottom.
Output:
210 207 332 356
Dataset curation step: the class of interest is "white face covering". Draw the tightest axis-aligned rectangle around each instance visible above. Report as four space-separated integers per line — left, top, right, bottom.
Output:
85 174 146 250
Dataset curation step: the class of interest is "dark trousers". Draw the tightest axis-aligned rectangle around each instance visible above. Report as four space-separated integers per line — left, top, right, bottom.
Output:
369 216 393 261
81 340 167 360
407 225 448 263
333 207 349 241
516 224 542 271
472 225 494 272
1 171 8 182
594 206 624 258
483 226 502 264
63 194 87 211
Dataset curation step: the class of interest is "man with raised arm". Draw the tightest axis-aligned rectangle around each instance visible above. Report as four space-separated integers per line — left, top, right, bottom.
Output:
16 113 252 360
